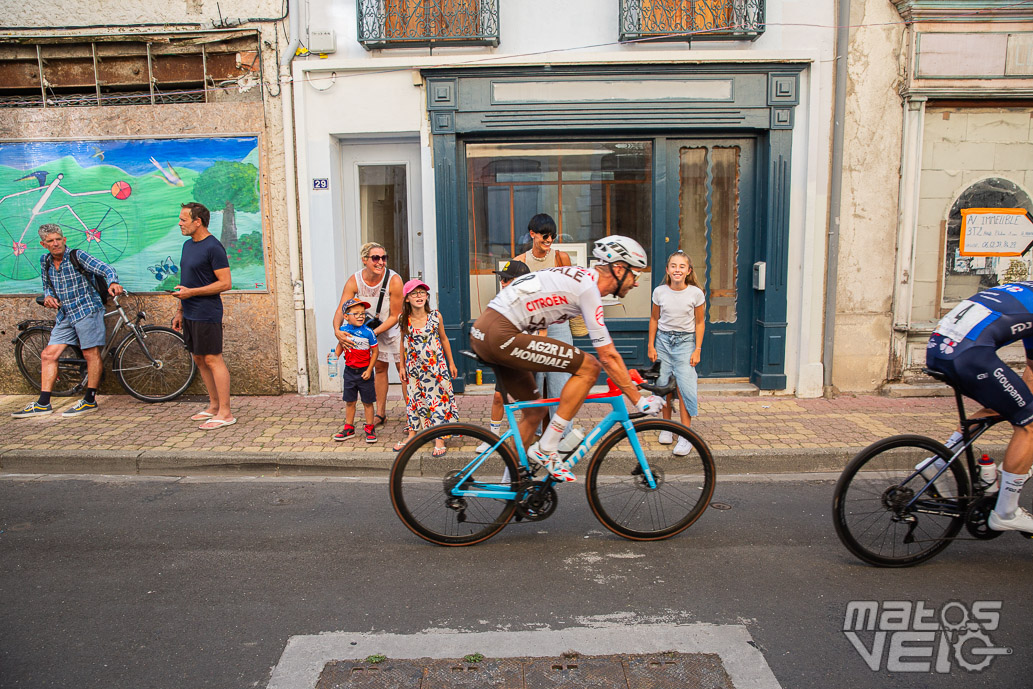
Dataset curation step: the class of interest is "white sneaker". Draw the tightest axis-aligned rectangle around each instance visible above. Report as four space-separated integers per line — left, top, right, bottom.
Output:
658 431 674 445
673 437 692 456
476 441 491 453
987 507 1033 533
528 443 576 482
916 458 955 498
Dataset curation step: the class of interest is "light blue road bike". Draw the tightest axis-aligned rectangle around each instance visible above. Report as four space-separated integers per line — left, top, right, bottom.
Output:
389 351 716 546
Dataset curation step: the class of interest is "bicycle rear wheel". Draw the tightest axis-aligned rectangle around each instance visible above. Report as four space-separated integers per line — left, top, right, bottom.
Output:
390 423 520 546
113 326 197 402
14 326 87 396
832 435 969 567
585 419 716 540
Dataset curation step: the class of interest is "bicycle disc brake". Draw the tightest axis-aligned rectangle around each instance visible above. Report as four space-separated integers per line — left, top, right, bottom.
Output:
516 481 558 522
631 464 665 490
443 471 470 523
965 495 1004 540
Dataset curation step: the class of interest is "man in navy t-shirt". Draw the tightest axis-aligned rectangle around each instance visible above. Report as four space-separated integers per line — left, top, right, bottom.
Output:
172 202 234 430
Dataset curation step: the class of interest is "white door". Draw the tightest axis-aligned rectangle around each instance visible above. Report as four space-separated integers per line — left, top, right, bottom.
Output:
340 142 424 283
340 141 423 384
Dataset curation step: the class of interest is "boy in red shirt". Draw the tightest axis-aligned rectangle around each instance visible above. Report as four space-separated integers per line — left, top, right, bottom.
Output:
333 299 379 442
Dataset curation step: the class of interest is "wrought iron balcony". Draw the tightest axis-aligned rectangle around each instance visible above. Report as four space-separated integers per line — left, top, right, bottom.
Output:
357 0 500 49
619 0 765 42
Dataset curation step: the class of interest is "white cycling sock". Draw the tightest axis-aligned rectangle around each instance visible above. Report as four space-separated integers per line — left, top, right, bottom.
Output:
994 470 1028 517
539 415 570 454
489 421 502 435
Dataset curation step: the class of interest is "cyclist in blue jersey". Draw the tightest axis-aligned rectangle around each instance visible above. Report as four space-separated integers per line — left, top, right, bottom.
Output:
927 281 1033 533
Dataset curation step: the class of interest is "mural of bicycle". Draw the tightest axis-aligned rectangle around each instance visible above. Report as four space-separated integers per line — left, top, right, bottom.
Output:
0 172 131 282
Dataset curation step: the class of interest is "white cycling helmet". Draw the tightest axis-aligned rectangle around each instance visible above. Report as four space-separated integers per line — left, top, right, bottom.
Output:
592 235 648 269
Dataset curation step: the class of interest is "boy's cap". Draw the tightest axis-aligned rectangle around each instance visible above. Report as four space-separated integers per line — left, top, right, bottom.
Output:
342 298 371 312
494 260 530 280
403 278 430 296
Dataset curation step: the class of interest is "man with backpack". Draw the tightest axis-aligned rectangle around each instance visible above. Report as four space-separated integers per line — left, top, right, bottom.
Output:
12 223 122 418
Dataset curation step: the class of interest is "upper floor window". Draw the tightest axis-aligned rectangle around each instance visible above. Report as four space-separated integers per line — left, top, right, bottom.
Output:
357 0 500 49
619 0 765 43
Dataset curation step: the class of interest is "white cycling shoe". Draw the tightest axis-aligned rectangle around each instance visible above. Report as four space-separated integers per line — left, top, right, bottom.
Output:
987 507 1033 533
528 443 576 483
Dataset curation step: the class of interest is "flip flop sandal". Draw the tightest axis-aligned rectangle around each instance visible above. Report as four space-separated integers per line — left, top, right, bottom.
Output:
190 411 215 421
432 446 447 457
374 414 387 427
199 418 237 430
393 441 407 452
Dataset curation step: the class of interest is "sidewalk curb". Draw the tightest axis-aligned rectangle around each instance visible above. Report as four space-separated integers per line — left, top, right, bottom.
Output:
9 445 1010 478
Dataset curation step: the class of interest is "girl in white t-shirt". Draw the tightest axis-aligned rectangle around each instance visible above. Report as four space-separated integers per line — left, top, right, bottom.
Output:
647 251 706 450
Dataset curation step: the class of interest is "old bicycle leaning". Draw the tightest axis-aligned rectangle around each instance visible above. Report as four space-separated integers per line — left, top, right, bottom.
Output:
389 350 717 546
12 291 196 402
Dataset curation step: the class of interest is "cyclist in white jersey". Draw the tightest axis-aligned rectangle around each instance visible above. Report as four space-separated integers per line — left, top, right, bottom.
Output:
470 236 665 482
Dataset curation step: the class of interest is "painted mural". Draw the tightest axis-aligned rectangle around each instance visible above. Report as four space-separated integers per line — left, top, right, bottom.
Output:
0 136 266 295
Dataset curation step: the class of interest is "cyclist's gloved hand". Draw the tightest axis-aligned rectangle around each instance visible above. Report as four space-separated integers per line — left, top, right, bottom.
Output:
636 395 666 415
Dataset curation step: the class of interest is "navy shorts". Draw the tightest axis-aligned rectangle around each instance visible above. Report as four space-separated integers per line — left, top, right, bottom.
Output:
182 318 223 356
341 366 376 404
927 336 1033 427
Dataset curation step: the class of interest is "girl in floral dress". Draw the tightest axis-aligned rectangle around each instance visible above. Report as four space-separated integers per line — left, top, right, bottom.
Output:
395 279 460 455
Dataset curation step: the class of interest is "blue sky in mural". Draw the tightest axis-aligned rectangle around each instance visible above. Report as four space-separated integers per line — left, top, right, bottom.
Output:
0 137 256 176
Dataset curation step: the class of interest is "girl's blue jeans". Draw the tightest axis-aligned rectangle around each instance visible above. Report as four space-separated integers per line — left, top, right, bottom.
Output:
655 330 698 417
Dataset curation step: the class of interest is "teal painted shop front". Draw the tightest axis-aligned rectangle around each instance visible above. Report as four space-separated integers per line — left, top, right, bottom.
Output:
425 63 801 391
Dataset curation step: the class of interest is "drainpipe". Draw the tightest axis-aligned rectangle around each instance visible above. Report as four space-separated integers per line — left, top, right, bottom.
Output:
280 0 309 394
823 0 850 397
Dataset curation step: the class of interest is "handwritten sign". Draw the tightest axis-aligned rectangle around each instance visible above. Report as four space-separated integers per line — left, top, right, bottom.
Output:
960 208 1033 256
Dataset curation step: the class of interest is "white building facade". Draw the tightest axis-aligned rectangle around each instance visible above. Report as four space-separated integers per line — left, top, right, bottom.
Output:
293 0 837 396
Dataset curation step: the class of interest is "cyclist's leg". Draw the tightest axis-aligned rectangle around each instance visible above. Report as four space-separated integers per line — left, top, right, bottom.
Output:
950 348 1033 528
554 353 600 421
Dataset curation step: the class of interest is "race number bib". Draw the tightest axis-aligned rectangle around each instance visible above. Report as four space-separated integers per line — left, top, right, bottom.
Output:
936 300 993 342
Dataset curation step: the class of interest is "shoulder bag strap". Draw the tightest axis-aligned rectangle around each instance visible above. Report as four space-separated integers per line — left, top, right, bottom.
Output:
373 270 390 317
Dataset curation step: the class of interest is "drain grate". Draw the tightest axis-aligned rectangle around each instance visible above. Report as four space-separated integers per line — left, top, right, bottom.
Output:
315 652 734 689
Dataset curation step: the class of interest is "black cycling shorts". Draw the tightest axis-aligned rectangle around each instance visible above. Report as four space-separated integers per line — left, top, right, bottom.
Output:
927 336 1033 427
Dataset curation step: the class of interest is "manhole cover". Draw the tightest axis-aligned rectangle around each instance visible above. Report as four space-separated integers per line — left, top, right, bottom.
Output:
315 652 733 688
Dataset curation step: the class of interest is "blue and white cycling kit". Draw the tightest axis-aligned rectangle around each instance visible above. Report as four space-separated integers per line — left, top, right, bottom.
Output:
927 282 1033 426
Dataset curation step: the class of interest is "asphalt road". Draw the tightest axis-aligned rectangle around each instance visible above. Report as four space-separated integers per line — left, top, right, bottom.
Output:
0 474 1029 689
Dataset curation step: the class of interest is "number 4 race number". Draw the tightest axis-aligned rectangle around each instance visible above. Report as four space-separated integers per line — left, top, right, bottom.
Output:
937 300 992 342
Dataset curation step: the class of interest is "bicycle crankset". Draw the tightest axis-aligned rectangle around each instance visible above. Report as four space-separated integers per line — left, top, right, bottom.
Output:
965 495 1004 540
516 481 558 522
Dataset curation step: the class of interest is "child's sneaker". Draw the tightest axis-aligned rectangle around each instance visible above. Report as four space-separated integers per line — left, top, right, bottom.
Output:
333 424 355 441
364 423 377 443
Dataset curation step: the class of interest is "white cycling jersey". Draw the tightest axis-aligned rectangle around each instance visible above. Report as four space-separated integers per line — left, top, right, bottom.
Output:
486 266 612 347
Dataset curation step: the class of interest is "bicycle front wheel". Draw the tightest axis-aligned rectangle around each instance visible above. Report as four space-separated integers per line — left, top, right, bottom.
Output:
14 326 87 396
113 326 196 402
585 419 716 540
390 423 520 546
832 435 969 567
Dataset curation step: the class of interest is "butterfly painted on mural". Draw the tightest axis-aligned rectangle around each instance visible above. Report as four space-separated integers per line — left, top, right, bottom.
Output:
148 256 180 281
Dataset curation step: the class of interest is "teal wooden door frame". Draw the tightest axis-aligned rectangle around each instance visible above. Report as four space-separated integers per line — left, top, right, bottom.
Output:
425 64 802 392
665 137 758 379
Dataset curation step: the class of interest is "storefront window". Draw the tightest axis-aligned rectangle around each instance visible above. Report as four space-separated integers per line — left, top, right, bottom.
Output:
942 178 1033 311
466 142 652 318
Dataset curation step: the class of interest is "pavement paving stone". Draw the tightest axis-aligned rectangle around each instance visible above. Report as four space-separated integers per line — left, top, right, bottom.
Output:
0 389 1015 475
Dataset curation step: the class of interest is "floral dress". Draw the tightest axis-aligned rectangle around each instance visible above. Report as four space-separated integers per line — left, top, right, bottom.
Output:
403 310 460 431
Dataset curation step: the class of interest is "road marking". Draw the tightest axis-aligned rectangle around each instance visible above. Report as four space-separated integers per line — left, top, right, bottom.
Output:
268 623 782 689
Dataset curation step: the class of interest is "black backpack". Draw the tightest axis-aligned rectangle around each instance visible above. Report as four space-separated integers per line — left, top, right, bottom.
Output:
44 248 110 304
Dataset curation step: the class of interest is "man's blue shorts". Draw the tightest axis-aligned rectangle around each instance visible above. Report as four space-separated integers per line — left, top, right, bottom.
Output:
49 309 106 350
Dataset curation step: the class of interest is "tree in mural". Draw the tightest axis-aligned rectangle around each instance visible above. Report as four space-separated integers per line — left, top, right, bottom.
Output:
192 161 259 251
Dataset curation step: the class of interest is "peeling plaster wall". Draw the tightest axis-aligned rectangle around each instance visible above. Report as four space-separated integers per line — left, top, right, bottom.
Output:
0 20 298 395
5 1 281 27
832 0 905 392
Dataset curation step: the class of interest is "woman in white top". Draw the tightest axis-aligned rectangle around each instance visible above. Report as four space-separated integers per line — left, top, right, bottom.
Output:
647 250 706 453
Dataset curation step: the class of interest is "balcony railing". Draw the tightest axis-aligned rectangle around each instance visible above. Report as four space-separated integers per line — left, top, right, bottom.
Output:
357 0 500 49
619 0 765 42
